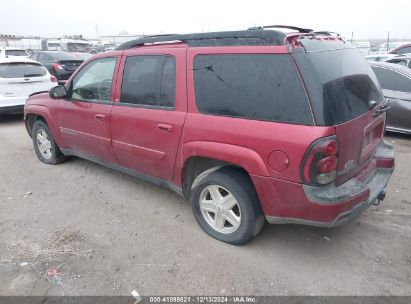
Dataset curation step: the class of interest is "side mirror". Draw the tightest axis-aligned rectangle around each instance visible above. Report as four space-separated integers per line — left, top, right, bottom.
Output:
49 85 67 99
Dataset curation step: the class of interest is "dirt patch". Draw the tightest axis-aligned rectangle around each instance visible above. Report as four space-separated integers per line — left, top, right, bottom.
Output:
1 226 94 292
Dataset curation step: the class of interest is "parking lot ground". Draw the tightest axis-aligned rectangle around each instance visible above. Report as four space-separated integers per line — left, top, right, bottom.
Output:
0 114 410 296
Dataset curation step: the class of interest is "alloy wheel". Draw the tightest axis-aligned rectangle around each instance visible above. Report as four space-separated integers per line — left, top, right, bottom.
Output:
36 129 52 160
199 185 242 234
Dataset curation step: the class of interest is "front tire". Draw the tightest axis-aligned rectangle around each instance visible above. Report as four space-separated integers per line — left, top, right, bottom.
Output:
191 168 264 245
32 120 65 165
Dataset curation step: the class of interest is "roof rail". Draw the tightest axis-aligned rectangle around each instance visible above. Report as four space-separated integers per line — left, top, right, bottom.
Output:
142 34 177 39
116 30 285 50
248 25 313 33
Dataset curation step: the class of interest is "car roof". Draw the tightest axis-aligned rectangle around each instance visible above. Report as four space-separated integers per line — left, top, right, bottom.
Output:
33 50 67 53
3 47 27 51
365 54 397 58
393 43 411 48
370 60 411 76
0 56 40 64
388 54 411 59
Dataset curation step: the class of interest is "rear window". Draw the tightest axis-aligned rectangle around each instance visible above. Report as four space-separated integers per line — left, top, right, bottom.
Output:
46 52 79 61
5 49 28 57
0 62 47 78
193 54 312 125
293 48 383 126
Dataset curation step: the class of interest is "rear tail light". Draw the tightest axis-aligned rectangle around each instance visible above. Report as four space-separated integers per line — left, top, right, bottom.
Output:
300 136 339 186
52 63 63 70
50 75 58 83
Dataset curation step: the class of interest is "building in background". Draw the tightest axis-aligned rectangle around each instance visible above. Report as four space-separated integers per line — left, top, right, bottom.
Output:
0 34 42 51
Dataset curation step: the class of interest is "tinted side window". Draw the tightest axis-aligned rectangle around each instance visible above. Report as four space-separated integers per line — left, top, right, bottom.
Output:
160 57 176 107
387 59 408 67
120 55 176 108
193 54 312 125
372 66 411 92
398 46 411 54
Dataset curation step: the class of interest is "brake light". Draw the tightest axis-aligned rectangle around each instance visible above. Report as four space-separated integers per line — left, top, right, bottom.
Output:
317 156 337 173
50 75 58 83
324 140 338 156
301 136 339 185
52 63 63 70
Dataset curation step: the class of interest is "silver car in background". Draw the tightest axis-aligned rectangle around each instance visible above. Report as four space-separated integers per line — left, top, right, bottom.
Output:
385 54 411 69
365 54 398 62
371 61 411 134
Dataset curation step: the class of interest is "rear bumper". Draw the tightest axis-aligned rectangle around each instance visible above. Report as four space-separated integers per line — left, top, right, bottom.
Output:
0 104 24 114
253 140 395 226
0 96 27 106
266 167 393 227
0 96 27 114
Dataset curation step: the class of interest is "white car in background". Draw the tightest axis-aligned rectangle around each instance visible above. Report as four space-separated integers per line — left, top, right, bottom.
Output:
0 57 58 114
0 47 30 58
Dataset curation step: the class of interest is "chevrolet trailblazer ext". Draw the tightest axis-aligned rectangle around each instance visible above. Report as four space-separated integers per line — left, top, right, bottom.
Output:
24 26 394 244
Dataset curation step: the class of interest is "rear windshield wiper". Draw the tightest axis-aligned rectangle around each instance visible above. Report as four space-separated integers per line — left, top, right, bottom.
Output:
24 74 42 77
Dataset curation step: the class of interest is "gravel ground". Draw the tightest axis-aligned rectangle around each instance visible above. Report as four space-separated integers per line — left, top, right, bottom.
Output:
0 114 410 296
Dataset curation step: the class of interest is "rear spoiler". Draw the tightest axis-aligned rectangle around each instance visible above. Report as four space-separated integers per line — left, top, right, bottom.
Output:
247 25 346 51
29 91 49 97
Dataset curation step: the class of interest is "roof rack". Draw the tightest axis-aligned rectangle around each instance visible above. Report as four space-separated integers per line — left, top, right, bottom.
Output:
247 25 313 33
116 30 286 50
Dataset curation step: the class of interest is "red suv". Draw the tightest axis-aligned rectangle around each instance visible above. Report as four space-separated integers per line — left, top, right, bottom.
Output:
24 27 395 244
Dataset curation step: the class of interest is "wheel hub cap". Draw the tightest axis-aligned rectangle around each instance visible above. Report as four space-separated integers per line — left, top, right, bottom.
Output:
199 185 242 234
36 129 52 160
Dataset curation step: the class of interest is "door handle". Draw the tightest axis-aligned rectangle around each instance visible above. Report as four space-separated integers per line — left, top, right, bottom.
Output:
95 113 106 121
157 123 172 132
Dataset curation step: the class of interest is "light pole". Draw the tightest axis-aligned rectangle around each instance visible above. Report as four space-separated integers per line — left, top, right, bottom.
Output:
95 24 99 40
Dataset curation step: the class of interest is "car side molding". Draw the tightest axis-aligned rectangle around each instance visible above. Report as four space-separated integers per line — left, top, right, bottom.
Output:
60 149 184 197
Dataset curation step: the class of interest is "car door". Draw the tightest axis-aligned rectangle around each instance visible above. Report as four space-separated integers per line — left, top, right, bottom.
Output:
372 65 411 132
110 48 187 181
56 56 120 163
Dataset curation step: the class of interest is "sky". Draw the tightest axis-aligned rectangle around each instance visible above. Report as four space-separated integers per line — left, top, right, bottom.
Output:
0 0 410 40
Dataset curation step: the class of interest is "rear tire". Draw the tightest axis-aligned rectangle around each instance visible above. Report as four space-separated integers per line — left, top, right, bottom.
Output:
191 168 264 245
32 120 66 165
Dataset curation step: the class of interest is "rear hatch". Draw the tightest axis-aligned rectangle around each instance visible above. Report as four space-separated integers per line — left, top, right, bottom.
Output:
48 53 84 72
0 62 52 98
292 38 386 186
58 60 83 72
